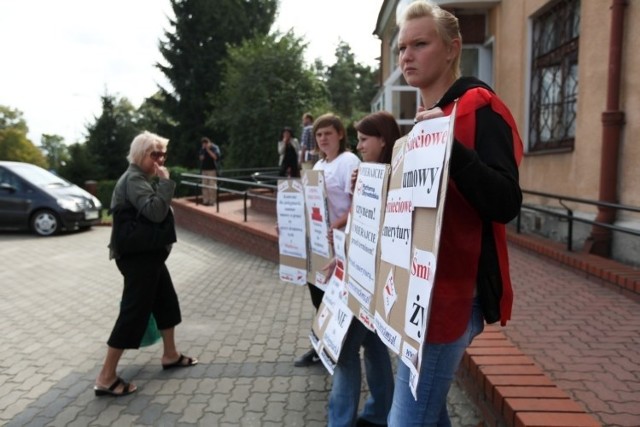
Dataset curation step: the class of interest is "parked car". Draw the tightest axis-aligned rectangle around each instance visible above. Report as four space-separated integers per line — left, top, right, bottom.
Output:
0 161 103 236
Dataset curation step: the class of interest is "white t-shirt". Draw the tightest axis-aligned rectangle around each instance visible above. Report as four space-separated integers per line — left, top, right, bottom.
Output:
313 151 361 227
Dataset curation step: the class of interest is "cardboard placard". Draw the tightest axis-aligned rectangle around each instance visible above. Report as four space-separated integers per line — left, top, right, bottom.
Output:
277 179 307 285
310 229 352 374
373 112 456 397
302 170 334 290
345 163 391 330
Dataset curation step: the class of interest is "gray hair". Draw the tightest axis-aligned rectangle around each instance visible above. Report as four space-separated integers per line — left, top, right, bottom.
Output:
127 131 169 165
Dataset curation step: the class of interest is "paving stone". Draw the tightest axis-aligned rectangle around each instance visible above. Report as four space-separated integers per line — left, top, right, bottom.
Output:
246 392 269 412
250 377 271 394
178 402 207 423
22 416 53 427
263 401 287 422
164 394 189 414
111 414 139 426
177 379 199 395
267 392 288 403
214 378 235 394
5 406 43 427
0 390 23 411
198 412 223 425
220 401 245 422
133 402 164 425
47 404 83 426
229 384 251 402
157 379 181 395
89 405 125 426
239 411 263 426
286 391 307 411
206 392 231 413
67 415 98 427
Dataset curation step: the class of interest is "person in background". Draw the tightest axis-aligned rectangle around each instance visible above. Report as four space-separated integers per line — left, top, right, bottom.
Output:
278 126 300 177
327 111 400 427
299 112 317 170
294 113 361 368
388 1 523 425
199 137 220 206
95 131 197 397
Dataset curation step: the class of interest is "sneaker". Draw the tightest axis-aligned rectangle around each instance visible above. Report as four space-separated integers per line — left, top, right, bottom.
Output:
294 349 320 367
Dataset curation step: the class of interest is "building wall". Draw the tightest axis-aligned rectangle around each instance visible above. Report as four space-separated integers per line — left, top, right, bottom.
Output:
494 1 639 217
493 0 639 262
374 0 639 263
618 1 640 210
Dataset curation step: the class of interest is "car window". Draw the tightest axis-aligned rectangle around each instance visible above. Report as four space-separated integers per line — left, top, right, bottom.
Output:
0 168 25 192
8 164 70 188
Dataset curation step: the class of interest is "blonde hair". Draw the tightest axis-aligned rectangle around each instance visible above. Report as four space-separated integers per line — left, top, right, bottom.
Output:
398 0 462 80
127 131 169 165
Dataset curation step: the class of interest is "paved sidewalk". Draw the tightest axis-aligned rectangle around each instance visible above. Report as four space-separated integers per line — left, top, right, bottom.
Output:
0 227 481 426
191 198 640 426
504 248 640 427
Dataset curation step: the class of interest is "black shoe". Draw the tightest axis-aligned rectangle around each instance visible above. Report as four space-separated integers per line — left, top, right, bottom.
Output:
294 349 320 367
356 418 387 427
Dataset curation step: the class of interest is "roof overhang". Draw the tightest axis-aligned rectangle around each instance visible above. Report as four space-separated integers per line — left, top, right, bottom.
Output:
374 0 501 37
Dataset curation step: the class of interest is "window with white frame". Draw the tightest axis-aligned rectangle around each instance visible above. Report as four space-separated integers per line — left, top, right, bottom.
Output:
529 0 580 152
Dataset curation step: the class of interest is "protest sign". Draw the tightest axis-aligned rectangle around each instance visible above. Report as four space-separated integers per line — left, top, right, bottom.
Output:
373 109 456 397
345 162 391 329
277 179 307 285
302 170 333 290
310 229 353 374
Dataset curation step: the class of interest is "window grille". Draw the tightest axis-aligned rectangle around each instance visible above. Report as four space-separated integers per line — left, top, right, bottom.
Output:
529 0 580 152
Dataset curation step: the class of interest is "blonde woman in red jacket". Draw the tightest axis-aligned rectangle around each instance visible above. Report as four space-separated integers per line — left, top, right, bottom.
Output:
388 2 523 426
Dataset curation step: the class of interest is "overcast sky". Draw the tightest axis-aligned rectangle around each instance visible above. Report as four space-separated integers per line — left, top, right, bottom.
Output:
0 0 383 145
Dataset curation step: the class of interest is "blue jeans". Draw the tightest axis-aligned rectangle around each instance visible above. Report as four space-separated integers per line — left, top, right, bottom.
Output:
329 320 394 426
388 299 484 427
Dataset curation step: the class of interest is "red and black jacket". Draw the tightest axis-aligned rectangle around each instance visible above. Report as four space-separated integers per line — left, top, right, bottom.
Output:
427 77 523 343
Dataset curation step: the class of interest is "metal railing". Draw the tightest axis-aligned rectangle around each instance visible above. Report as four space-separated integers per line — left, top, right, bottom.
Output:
180 172 640 255
180 169 278 222
516 189 640 251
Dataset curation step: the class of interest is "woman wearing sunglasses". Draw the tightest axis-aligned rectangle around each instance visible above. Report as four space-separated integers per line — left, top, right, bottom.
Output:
94 131 197 397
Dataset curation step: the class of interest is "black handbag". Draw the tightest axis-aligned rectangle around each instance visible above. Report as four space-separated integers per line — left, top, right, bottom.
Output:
112 203 176 255
111 176 177 255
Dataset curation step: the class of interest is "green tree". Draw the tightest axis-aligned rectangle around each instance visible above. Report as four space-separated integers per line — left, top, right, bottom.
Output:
325 41 378 119
0 105 29 133
0 128 47 167
40 134 70 172
156 0 277 167
85 94 138 180
0 105 47 167
215 31 325 169
59 143 94 187
136 92 176 139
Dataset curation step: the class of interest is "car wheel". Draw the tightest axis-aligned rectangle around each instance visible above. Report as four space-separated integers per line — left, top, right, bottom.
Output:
31 210 60 236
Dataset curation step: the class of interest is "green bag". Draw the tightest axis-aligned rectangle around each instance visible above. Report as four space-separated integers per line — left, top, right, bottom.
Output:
140 314 162 347
118 300 162 347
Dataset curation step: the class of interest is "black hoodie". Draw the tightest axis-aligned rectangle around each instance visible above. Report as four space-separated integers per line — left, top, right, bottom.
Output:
436 77 522 323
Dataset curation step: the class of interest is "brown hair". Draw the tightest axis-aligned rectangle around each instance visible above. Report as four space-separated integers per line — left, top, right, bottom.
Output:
354 111 401 164
313 113 347 160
